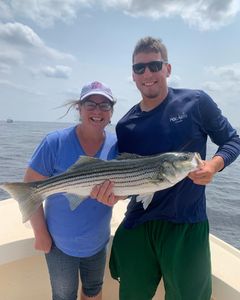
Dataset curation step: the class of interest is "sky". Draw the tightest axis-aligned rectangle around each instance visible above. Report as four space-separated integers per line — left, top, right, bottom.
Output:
0 0 240 126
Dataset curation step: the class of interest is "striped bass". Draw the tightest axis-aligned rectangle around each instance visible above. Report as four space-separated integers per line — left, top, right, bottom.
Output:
0 152 202 222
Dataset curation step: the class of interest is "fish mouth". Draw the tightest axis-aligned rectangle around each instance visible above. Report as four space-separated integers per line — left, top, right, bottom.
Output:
193 152 203 168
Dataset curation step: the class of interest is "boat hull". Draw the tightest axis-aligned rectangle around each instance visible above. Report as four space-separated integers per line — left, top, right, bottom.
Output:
0 199 239 299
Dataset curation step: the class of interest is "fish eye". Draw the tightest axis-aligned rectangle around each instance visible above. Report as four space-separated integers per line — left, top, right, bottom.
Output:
181 154 189 161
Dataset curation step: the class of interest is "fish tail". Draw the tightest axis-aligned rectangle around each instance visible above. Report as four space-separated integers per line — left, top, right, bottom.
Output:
0 182 43 223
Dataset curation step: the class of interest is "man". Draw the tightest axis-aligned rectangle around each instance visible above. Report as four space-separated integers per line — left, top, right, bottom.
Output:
91 37 240 300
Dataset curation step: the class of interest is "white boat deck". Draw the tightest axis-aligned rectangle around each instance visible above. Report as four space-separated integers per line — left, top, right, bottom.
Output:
0 199 240 299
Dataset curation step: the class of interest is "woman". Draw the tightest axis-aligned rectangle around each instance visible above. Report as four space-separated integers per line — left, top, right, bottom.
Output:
25 81 118 300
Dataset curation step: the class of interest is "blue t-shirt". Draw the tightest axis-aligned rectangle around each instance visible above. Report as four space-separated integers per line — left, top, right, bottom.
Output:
116 88 240 228
29 125 118 257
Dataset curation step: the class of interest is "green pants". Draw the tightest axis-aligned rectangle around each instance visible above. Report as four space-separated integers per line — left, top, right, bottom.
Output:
110 220 212 300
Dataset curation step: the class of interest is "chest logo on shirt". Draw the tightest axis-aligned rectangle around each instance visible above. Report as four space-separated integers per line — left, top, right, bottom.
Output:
169 112 188 124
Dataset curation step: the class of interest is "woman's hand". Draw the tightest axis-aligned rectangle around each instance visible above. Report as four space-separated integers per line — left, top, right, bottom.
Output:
91 180 126 206
33 224 53 253
29 205 53 253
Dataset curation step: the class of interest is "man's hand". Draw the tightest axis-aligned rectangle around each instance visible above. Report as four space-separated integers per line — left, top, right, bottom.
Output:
91 180 126 206
188 155 224 185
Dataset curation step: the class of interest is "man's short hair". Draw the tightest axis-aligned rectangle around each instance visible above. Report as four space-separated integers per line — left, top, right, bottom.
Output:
132 36 168 62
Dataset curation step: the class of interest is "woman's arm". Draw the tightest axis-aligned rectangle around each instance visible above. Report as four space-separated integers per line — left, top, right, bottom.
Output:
24 168 52 253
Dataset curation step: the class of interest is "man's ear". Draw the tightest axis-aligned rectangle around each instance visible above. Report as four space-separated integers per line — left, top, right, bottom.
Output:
166 64 171 77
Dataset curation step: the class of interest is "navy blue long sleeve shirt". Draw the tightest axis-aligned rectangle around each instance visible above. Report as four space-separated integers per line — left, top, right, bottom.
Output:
116 88 240 228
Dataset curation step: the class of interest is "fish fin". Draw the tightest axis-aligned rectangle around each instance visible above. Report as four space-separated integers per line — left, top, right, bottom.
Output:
65 193 87 210
0 182 43 223
66 156 105 173
160 172 176 184
135 193 154 210
116 153 144 160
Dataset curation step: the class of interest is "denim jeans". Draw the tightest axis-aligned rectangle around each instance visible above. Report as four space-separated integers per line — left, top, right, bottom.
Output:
45 245 107 300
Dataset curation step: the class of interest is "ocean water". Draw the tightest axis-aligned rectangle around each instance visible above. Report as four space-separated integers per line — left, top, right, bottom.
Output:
0 121 239 249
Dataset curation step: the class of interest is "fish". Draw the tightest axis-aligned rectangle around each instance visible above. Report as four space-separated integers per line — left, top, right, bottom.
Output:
0 152 202 223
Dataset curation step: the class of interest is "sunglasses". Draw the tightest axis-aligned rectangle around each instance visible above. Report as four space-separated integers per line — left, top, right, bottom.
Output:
81 100 113 112
132 60 168 75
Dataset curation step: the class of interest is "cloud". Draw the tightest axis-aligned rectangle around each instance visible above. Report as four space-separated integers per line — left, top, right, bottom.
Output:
0 2 13 21
0 50 23 68
104 0 240 31
168 75 181 87
0 0 92 27
0 22 44 47
203 63 240 104
39 65 72 79
0 22 74 60
202 81 221 92
180 0 240 30
0 79 45 96
1 0 239 30
63 87 80 98
0 50 23 73
0 63 11 74
206 64 240 82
